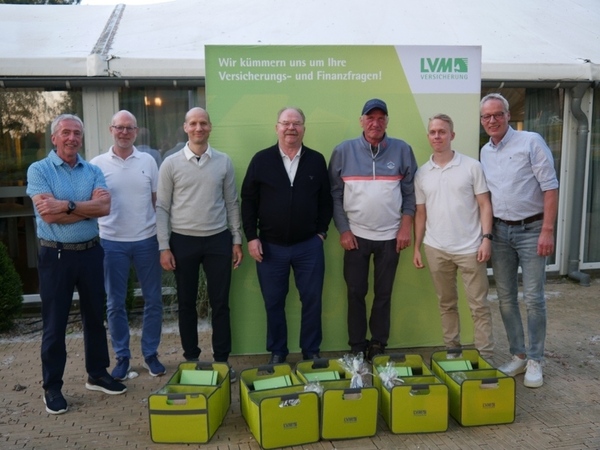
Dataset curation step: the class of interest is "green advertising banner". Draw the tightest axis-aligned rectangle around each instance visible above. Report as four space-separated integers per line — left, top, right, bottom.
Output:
205 45 482 355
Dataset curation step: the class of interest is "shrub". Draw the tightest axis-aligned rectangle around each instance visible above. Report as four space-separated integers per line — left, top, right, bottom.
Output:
0 242 24 332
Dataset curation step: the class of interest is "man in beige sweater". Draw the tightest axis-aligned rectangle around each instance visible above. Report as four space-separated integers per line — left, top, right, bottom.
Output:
156 107 243 381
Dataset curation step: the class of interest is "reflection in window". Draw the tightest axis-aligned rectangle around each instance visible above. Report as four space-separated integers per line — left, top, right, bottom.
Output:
119 88 201 161
0 89 83 187
0 88 83 294
524 88 564 178
584 88 600 262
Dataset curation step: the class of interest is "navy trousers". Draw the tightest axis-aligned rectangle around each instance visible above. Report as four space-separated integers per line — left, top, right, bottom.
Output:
39 244 110 392
256 235 325 357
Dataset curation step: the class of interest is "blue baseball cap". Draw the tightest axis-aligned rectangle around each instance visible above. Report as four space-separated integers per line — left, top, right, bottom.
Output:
361 98 388 115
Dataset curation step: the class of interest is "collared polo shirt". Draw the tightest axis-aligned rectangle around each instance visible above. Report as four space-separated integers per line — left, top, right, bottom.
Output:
415 151 488 254
90 146 158 242
27 150 107 243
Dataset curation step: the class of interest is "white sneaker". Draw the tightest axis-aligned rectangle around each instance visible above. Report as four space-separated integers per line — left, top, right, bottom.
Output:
524 359 544 388
498 355 527 376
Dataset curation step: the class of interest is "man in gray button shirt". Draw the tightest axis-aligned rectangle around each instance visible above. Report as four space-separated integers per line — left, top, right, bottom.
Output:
479 93 559 388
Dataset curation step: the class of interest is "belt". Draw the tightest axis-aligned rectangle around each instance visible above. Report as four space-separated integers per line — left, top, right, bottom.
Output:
39 237 100 251
495 213 544 226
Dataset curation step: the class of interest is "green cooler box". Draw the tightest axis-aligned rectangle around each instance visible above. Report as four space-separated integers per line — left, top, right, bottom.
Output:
148 361 231 443
296 358 379 440
240 363 320 449
372 354 447 434
431 349 516 426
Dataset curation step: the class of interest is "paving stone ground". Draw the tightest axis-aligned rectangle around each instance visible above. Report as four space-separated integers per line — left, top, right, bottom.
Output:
1 277 600 449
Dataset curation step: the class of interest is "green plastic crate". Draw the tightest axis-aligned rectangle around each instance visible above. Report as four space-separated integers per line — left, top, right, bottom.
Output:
431 349 515 426
373 354 447 434
148 361 231 443
296 358 379 440
240 364 319 449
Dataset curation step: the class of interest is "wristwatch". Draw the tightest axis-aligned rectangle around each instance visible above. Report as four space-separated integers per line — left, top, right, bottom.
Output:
66 200 76 215
482 233 493 241
318 232 327 240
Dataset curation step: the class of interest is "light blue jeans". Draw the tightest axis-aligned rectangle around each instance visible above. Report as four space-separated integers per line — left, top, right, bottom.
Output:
491 219 547 361
102 236 163 359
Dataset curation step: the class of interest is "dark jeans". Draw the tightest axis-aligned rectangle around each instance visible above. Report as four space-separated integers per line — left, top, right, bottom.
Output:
170 230 232 362
344 236 400 352
256 235 325 357
39 244 110 392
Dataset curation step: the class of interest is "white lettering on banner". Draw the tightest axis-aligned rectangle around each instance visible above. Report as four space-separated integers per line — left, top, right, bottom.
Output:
316 71 382 82
239 58 287 67
217 70 382 84
215 56 383 85
218 71 291 83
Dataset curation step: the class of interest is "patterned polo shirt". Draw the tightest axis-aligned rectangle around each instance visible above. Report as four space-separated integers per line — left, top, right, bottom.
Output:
26 150 107 243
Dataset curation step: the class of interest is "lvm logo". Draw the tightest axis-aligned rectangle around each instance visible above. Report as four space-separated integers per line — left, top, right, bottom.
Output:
420 57 468 73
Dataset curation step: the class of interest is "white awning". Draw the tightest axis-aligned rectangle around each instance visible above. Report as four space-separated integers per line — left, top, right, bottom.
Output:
1 0 599 82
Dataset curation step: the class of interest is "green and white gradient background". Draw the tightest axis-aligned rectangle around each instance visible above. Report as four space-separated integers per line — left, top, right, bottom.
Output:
205 45 482 354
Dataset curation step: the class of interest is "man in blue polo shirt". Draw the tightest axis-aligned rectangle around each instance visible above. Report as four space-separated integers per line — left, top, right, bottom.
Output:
27 114 126 415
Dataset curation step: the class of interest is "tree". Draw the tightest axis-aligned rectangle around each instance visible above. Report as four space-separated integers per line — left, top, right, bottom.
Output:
0 90 79 136
0 89 81 183
0 242 23 332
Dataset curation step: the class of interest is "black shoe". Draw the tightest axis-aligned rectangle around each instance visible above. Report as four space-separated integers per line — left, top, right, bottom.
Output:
85 375 127 395
44 390 68 415
351 343 368 358
268 354 286 364
302 352 321 360
367 341 385 362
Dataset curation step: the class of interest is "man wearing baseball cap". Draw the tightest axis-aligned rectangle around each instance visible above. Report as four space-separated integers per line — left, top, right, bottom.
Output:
328 99 417 361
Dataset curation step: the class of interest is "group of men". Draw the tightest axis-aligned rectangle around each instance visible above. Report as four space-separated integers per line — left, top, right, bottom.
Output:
27 93 558 415
413 94 557 390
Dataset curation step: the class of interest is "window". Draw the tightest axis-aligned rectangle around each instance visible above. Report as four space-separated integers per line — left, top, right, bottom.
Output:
480 87 564 267
119 87 203 164
0 88 83 294
584 88 600 262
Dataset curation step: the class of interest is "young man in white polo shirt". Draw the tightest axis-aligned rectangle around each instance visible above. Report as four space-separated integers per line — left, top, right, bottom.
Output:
413 113 494 360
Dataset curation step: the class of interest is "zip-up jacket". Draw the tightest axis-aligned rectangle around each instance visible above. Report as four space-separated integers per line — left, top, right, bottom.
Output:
329 133 417 241
241 144 333 246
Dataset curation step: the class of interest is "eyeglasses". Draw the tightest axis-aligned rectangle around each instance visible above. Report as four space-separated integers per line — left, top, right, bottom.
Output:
111 125 138 133
480 112 506 122
277 121 304 128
